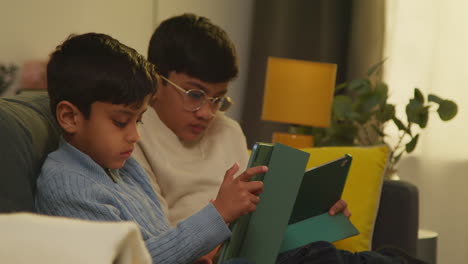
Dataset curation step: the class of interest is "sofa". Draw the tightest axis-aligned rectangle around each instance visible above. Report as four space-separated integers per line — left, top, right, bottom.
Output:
0 91 419 256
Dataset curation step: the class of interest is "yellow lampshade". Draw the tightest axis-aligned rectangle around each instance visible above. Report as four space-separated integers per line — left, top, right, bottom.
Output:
261 57 337 127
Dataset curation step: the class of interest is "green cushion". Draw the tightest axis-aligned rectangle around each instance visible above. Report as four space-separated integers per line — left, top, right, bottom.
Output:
0 91 60 212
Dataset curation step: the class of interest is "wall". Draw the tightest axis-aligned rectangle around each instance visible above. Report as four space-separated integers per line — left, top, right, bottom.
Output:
0 0 253 119
153 0 254 121
0 0 154 94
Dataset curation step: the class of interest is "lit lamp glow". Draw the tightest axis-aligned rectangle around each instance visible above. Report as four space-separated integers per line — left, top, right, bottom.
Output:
261 57 337 148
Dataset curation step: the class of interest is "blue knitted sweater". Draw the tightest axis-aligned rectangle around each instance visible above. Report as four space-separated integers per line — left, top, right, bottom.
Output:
35 141 231 264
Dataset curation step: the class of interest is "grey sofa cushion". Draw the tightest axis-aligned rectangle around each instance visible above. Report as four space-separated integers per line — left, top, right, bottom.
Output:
372 179 419 256
0 91 60 212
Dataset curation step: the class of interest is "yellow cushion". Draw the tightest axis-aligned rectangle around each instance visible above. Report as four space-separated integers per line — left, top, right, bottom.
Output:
300 145 389 252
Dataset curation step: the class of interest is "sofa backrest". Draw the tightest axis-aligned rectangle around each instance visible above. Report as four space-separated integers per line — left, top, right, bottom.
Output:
0 91 60 212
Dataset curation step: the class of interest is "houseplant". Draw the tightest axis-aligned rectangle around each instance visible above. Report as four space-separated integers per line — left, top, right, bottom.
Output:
310 61 458 178
0 63 18 95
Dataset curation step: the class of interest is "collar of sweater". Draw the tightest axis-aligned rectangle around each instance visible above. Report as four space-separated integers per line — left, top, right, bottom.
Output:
51 139 122 183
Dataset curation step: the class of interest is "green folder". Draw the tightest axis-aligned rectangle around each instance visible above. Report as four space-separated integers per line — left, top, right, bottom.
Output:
280 154 359 252
217 143 359 264
218 142 309 264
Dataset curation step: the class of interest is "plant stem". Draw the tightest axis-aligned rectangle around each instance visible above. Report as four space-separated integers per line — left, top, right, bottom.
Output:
388 123 412 171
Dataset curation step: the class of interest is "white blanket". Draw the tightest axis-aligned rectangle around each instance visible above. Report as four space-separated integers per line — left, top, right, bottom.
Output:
0 213 151 264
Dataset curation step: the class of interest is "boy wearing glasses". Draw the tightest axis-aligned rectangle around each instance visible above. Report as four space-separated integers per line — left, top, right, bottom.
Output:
133 13 258 227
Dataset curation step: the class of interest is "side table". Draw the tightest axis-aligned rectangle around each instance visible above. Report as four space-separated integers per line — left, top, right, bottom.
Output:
416 229 438 264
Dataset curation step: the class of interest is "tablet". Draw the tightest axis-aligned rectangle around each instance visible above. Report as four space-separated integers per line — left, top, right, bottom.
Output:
289 154 352 225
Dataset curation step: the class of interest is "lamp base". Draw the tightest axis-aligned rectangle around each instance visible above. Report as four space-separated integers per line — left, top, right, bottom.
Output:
272 132 314 149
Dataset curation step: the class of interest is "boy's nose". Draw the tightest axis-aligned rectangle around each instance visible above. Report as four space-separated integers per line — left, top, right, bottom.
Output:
195 101 216 120
127 124 141 143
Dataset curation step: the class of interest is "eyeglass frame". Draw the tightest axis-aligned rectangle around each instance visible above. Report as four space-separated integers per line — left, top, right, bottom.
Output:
159 75 233 112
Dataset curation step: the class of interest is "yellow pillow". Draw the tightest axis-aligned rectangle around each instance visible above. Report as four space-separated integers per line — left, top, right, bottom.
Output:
300 145 389 252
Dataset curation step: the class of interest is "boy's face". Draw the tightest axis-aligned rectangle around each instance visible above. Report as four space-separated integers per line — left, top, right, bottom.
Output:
69 95 151 169
153 71 229 142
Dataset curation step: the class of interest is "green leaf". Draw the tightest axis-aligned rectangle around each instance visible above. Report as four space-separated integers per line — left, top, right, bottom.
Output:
437 100 458 121
354 111 373 124
427 94 458 121
406 98 428 128
373 83 389 107
392 116 411 135
428 94 443 104
345 111 361 120
414 88 424 104
375 82 389 97
366 59 387 76
376 104 395 122
420 107 429 128
405 134 419 153
349 79 371 95
358 92 382 113
335 82 348 92
319 121 358 146
332 95 354 120
392 116 406 131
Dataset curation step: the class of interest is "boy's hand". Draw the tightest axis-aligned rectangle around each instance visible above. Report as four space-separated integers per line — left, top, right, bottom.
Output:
193 244 221 264
212 163 267 223
328 199 351 218
194 255 213 264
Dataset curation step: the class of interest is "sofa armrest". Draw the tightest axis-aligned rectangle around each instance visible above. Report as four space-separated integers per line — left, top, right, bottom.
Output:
372 179 419 256
0 91 60 213
0 213 151 263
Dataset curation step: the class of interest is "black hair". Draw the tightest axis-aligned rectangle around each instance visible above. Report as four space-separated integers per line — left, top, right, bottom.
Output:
148 13 238 83
47 32 157 119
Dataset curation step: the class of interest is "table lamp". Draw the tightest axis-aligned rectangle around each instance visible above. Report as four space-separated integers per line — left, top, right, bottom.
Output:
261 57 337 148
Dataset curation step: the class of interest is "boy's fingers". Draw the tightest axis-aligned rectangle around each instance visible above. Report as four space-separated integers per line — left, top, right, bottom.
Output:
343 208 352 218
222 163 240 183
328 199 348 216
245 181 264 193
250 195 260 204
237 165 268 182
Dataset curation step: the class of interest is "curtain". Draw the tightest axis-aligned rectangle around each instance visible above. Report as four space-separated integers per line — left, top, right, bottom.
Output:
384 1 468 263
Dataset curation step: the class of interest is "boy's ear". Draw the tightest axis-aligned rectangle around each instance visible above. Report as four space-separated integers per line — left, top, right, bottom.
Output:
156 77 163 96
150 92 158 105
150 78 163 105
56 101 82 134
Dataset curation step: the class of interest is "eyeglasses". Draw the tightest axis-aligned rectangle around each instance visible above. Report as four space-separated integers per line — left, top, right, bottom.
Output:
159 75 233 112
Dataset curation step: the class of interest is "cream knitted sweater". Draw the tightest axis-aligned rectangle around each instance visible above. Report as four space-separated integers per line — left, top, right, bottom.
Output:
133 107 249 226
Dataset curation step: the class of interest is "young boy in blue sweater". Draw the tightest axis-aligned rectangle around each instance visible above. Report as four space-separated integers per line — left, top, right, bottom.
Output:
34 32 265 264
